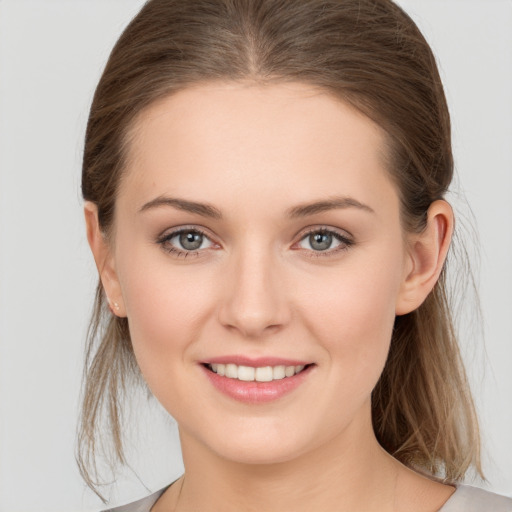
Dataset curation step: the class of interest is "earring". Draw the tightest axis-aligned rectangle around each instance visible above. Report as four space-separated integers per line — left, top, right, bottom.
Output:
107 297 120 314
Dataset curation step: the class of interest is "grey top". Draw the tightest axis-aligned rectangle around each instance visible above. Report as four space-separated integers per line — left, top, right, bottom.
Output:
104 483 512 512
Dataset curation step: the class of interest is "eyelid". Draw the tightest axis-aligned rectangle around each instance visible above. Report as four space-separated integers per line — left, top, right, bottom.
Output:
294 225 354 243
156 225 220 257
292 226 354 256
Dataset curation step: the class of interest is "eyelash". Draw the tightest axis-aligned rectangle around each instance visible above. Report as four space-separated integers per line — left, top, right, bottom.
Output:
297 228 354 258
156 226 354 259
156 227 213 258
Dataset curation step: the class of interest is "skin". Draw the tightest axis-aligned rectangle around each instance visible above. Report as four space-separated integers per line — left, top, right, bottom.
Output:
86 82 455 511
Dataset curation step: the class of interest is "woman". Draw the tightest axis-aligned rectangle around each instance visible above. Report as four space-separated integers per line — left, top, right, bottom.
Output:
78 0 512 510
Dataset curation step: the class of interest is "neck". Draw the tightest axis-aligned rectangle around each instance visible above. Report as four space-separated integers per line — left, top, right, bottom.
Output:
172 408 399 512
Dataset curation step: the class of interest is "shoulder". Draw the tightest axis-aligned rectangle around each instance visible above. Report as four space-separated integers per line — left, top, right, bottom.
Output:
440 484 512 512
100 483 512 512
102 486 169 512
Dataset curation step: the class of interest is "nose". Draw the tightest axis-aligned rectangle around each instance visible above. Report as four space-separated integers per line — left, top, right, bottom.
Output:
218 245 290 339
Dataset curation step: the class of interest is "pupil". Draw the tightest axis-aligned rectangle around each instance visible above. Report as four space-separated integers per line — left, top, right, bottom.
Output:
310 232 332 251
180 231 202 250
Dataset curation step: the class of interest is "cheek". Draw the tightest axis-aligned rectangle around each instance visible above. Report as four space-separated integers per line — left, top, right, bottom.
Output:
116 246 216 370
298 251 403 386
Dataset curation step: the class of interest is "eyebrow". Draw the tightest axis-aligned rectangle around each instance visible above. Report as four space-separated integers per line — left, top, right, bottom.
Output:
139 196 223 219
138 195 374 219
286 196 375 218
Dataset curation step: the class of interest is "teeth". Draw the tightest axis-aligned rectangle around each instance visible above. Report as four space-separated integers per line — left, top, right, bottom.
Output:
273 365 286 380
255 366 273 382
225 364 238 378
209 363 307 381
238 366 255 381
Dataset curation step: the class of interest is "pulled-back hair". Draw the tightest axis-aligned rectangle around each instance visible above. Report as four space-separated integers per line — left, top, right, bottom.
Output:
79 0 481 497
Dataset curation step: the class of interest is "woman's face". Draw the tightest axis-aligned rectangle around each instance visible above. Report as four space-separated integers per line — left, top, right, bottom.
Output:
108 82 413 464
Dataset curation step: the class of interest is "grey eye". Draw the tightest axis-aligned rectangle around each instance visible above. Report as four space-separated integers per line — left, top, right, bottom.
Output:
179 231 204 250
309 232 334 251
159 228 214 255
298 230 348 252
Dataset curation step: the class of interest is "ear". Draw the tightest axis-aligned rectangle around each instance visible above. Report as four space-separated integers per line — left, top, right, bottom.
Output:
84 201 126 317
395 200 454 316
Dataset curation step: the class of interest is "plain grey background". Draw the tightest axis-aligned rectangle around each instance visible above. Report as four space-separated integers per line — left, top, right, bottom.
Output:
0 1 511 511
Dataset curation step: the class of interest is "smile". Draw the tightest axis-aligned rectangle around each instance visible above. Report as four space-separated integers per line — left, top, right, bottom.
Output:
201 360 314 404
207 363 306 382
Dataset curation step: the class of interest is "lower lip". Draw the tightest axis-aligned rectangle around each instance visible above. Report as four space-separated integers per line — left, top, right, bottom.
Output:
201 365 314 404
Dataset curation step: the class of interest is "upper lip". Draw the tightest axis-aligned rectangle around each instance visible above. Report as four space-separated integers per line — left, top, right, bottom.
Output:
202 355 312 367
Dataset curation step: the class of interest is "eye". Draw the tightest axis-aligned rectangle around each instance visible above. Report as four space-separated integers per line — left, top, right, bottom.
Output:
297 228 353 254
157 228 215 256
175 230 209 251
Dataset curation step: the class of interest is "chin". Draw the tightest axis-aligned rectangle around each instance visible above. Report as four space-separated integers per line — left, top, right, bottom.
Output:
185 415 335 467
213 438 308 466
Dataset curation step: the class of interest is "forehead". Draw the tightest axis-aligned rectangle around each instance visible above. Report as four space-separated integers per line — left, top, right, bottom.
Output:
120 82 397 216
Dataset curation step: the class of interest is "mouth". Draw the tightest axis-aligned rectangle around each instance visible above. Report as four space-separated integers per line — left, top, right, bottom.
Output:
203 363 312 382
200 360 315 403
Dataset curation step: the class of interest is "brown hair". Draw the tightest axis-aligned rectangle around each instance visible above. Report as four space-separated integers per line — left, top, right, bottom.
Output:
79 0 481 497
